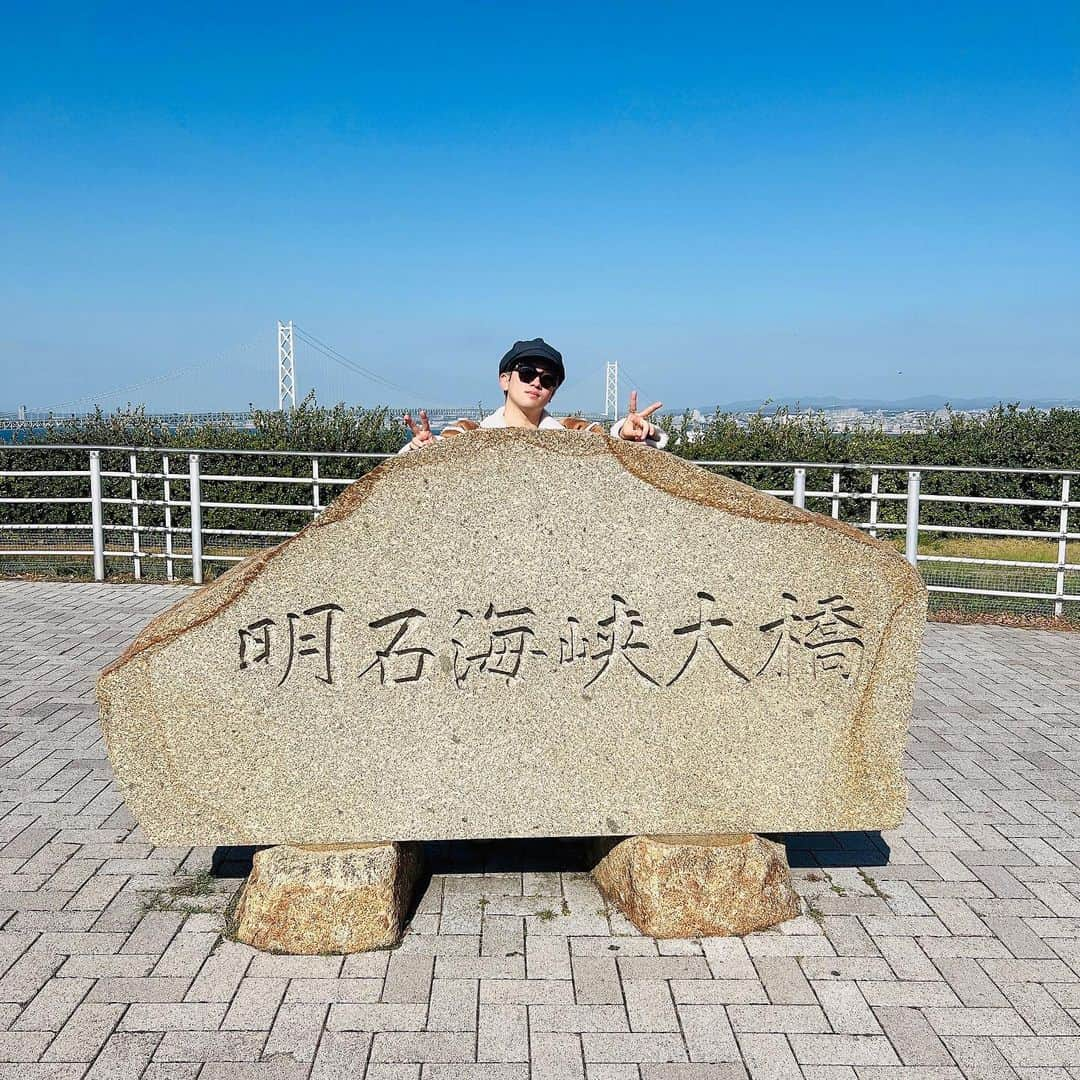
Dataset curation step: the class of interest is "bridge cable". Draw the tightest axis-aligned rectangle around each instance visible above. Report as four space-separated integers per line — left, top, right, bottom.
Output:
293 326 412 398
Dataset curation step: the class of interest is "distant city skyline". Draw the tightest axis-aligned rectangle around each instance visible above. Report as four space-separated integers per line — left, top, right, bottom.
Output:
3 4 1077 415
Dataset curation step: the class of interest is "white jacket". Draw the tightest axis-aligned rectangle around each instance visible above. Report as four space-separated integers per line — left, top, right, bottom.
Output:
399 406 668 453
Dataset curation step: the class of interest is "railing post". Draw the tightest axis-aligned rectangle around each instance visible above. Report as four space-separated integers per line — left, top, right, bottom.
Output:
905 470 921 568
831 470 841 519
89 450 105 582
189 453 203 585
793 467 806 509
868 470 879 538
129 451 142 580
312 458 321 518
1055 476 1070 617
163 453 174 582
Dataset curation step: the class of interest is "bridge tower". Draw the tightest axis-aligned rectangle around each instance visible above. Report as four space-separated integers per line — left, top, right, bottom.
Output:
604 361 619 417
277 321 296 411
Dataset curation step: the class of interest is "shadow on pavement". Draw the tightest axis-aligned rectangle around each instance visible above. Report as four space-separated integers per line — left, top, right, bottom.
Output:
208 831 890 885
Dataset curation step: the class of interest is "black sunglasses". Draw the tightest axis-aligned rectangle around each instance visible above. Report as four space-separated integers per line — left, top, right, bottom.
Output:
513 364 559 390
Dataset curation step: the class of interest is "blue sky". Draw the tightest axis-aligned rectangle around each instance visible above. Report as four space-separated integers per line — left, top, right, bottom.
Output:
2 2 1077 414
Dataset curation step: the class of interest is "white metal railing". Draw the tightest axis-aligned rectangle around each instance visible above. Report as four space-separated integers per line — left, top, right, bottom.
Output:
1 444 1078 615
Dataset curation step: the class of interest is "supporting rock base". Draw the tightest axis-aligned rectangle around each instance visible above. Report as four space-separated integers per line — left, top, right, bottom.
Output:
230 842 421 954
592 833 800 939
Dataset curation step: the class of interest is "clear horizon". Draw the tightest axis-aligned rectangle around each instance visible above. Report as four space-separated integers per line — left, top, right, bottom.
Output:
3 4 1077 416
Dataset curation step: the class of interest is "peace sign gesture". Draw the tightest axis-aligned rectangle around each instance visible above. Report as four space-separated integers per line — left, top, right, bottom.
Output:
618 390 663 441
402 409 435 450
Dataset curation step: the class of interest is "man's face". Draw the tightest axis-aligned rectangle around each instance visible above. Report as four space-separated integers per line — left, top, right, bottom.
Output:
499 361 559 411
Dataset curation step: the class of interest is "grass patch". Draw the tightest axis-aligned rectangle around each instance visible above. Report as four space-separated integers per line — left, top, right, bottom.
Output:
857 870 890 901
882 535 1080 623
919 535 1080 564
143 870 223 914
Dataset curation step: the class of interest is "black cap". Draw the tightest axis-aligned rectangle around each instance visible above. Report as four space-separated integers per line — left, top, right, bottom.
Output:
498 338 565 386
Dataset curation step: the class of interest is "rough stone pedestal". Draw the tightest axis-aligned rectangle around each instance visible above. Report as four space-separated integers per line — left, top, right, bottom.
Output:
230 842 421 954
592 834 800 938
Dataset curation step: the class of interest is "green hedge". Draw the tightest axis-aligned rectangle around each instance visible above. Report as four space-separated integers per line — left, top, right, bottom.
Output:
2 400 1077 549
0 402 401 543
663 404 1079 534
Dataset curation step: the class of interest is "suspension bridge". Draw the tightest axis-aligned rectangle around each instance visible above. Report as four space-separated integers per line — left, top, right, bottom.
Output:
1 322 635 433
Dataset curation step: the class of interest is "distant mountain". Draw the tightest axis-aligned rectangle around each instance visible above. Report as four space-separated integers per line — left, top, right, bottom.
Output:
695 395 1080 414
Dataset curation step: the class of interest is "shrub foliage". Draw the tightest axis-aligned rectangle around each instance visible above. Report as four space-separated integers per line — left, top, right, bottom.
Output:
661 404 1079 534
0 400 401 550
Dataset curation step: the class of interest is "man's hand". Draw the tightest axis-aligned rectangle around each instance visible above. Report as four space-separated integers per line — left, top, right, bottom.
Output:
619 390 663 441
402 409 435 449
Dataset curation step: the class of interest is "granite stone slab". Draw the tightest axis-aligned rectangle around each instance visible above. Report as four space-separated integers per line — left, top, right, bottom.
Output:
96 430 926 843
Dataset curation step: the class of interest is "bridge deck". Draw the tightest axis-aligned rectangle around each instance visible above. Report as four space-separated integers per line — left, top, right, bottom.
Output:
1 578 1079 1077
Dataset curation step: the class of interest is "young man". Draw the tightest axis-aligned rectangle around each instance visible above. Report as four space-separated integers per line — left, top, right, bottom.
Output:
400 338 667 452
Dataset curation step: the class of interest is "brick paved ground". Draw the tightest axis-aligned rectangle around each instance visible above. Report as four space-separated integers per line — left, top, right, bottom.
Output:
2 579 1080 1078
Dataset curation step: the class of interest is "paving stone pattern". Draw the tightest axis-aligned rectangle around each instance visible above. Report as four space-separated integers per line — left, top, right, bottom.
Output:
1 579 1080 1078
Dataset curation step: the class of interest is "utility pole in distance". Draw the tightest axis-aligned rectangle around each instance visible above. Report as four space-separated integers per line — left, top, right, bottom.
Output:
604 361 619 417
278 321 295 410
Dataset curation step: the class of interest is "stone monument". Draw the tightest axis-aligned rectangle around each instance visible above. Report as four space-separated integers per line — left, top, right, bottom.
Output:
98 430 926 948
